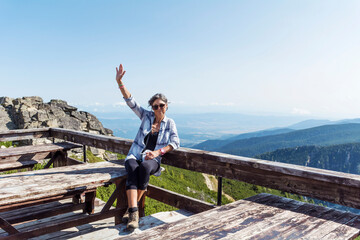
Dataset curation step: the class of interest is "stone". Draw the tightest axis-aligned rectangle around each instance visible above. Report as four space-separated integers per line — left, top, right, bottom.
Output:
104 152 118 161
50 99 77 112
0 97 14 107
0 95 117 161
71 111 87 122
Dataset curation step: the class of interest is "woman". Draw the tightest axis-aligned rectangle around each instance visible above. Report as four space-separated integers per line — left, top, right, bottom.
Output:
115 64 180 230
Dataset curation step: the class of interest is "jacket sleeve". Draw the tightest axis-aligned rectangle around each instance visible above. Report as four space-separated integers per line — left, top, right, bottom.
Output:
123 96 148 120
168 119 180 150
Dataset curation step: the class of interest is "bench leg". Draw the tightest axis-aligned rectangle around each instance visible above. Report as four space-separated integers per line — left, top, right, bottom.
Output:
138 192 146 218
83 191 96 214
115 178 127 225
52 150 67 168
0 216 19 235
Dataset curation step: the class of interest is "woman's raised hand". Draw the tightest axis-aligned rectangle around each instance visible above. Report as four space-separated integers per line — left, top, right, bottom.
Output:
116 64 126 86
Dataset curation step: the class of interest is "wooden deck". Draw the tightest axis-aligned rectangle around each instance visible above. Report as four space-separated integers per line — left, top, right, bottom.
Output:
3 193 359 240
119 193 360 240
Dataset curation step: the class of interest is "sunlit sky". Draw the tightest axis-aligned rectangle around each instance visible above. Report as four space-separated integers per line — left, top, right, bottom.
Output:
1 0 360 119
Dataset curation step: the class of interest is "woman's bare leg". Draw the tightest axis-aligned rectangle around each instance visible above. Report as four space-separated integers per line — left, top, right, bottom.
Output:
126 189 138 208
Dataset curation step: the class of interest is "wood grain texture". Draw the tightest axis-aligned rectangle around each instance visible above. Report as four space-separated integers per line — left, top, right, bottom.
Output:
50 128 132 155
162 150 360 210
0 161 127 208
117 193 360 240
0 128 50 142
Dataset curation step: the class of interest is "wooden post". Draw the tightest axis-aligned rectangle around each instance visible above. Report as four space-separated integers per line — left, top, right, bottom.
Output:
52 150 67 168
115 178 127 225
83 145 87 162
83 191 96 214
217 177 223 206
138 192 146 218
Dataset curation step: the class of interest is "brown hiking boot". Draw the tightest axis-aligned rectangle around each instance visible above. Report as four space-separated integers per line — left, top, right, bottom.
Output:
127 210 139 230
122 208 129 223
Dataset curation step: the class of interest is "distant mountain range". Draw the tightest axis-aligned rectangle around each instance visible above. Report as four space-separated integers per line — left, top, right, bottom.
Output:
194 123 360 157
256 143 360 175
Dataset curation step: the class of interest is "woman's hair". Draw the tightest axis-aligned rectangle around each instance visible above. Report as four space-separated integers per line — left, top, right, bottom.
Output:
148 93 168 106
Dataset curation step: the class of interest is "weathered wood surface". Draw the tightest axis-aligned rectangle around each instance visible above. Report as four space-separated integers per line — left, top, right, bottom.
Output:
161 148 360 210
0 142 82 171
50 128 132 155
0 142 82 158
0 128 50 142
118 193 360 240
0 161 127 209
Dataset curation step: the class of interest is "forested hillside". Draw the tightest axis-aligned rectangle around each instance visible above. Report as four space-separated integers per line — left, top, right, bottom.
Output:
195 123 360 157
256 143 360 175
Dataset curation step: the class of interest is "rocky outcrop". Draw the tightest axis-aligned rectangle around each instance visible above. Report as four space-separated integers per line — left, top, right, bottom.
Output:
0 96 114 159
0 96 113 136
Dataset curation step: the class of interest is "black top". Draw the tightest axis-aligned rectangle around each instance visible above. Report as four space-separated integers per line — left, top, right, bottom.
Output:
144 131 159 151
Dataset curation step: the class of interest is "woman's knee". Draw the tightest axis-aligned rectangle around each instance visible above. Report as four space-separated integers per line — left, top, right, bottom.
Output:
139 160 157 173
125 159 139 173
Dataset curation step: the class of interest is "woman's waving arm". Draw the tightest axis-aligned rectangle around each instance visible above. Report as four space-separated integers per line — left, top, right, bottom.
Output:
116 63 131 99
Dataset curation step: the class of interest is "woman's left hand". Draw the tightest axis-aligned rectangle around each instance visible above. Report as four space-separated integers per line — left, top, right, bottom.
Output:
145 150 160 160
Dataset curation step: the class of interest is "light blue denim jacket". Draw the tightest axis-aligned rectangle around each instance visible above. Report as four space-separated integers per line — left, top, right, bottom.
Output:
124 96 180 176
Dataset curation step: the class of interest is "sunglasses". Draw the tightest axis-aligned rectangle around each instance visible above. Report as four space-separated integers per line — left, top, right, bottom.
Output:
152 104 166 110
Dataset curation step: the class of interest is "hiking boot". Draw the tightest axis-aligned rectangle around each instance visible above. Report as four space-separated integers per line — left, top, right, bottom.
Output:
127 210 139 230
122 208 129 223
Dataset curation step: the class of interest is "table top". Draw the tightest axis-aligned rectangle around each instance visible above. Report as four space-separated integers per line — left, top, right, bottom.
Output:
0 161 127 206
120 193 360 240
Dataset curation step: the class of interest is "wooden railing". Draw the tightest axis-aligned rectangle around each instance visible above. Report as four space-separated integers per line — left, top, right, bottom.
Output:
2 128 360 212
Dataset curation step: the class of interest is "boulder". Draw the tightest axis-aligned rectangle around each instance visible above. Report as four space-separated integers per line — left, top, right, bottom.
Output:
0 95 116 160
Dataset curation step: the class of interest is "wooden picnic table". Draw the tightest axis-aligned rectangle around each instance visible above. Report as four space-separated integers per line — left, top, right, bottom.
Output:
0 161 128 240
0 142 82 171
121 193 360 240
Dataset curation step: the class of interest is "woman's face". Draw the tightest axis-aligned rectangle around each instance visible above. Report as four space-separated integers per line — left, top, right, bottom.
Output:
152 98 167 118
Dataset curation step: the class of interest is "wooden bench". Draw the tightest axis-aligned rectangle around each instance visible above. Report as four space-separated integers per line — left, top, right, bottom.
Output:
0 142 82 172
0 161 128 240
120 193 360 240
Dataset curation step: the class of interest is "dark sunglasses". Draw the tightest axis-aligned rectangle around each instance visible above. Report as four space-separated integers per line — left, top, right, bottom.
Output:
152 104 166 110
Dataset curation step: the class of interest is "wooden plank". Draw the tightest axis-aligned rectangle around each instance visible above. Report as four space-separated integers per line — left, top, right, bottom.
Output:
0 128 50 142
1 208 125 240
0 142 82 158
5 202 85 225
146 185 215 213
0 161 127 208
161 150 360 210
0 189 91 213
50 128 132 155
116 193 360 240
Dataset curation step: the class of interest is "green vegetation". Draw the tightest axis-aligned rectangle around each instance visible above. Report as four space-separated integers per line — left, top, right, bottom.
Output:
222 178 313 203
0 141 15 148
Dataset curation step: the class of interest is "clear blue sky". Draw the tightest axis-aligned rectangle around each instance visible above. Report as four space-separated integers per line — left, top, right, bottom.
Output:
1 0 359 119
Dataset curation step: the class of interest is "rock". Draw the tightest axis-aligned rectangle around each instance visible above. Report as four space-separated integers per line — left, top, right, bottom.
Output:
0 106 16 131
104 152 118 161
71 111 87 122
50 99 77 113
0 95 116 160
0 97 14 108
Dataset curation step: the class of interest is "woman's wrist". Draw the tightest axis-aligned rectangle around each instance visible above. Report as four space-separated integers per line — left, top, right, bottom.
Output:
160 148 166 156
